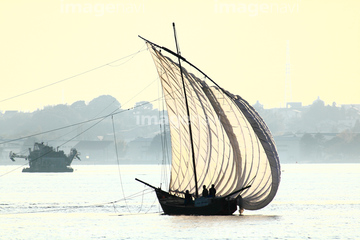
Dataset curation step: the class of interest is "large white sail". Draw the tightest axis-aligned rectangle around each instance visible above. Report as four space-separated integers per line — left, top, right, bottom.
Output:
147 43 280 210
204 86 281 210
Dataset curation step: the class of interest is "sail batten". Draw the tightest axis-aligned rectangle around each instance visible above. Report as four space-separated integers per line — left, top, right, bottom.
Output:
146 41 280 210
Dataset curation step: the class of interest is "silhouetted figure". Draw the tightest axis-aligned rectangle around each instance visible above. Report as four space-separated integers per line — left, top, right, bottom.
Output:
237 195 244 214
209 184 216 197
184 190 193 206
202 185 208 197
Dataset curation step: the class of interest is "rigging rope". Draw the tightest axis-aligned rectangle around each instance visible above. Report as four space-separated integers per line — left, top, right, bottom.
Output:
0 60 199 180
0 188 157 216
0 72 191 148
1 76 157 151
0 43 204 214
0 103 141 177
111 115 131 213
0 46 147 104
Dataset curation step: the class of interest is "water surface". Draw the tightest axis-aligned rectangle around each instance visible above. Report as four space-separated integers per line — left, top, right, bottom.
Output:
1 164 359 239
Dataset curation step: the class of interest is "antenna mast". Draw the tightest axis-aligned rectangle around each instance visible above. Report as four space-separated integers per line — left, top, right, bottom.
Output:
172 23 199 198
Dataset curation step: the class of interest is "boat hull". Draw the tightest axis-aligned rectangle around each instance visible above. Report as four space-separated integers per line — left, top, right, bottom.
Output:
22 167 74 173
156 189 237 215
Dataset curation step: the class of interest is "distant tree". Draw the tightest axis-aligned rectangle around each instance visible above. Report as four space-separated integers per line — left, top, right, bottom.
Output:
22 137 39 152
135 101 153 110
71 100 86 110
346 106 360 119
88 95 121 118
314 133 325 160
301 99 326 130
349 133 360 158
324 130 360 161
261 111 285 135
147 132 171 162
353 120 360 132
300 133 317 160
116 139 127 157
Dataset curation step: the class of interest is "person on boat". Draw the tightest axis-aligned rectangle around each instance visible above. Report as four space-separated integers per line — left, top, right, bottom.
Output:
209 184 216 197
184 190 193 205
237 195 244 214
202 185 208 197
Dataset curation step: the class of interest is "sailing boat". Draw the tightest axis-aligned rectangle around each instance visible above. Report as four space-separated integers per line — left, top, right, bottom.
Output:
136 24 281 215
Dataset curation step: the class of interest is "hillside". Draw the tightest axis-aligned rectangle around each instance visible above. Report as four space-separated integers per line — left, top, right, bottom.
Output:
1 95 360 164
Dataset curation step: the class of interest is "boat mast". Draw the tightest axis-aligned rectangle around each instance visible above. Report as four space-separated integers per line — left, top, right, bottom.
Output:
172 23 199 198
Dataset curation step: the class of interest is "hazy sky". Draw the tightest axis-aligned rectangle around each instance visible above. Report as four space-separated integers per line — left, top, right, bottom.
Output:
1 0 359 112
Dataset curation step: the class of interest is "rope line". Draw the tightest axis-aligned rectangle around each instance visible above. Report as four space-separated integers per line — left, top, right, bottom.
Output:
0 47 147 104
0 71 197 148
112 115 131 213
0 188 156 216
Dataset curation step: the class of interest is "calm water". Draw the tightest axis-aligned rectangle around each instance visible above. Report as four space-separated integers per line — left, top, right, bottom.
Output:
1 163 359 239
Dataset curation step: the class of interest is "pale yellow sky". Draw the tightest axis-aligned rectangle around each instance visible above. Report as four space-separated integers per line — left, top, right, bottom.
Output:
1 0 359 112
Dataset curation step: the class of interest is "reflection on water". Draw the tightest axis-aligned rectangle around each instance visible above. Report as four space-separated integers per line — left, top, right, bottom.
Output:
0 164 359 239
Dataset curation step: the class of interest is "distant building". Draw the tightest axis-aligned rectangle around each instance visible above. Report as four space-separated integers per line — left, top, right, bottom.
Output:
125 137 153 163
341 104 360 110
73 140 114 164
286 102 302 109
274 134 301 163
253 100 264 111
2 111 18 119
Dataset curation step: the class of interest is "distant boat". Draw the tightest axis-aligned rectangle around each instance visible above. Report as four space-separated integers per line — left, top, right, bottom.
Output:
136 23 281 215
9 142 80 172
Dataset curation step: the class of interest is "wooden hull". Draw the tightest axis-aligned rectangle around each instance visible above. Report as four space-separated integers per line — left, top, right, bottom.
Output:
155 189 237 215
